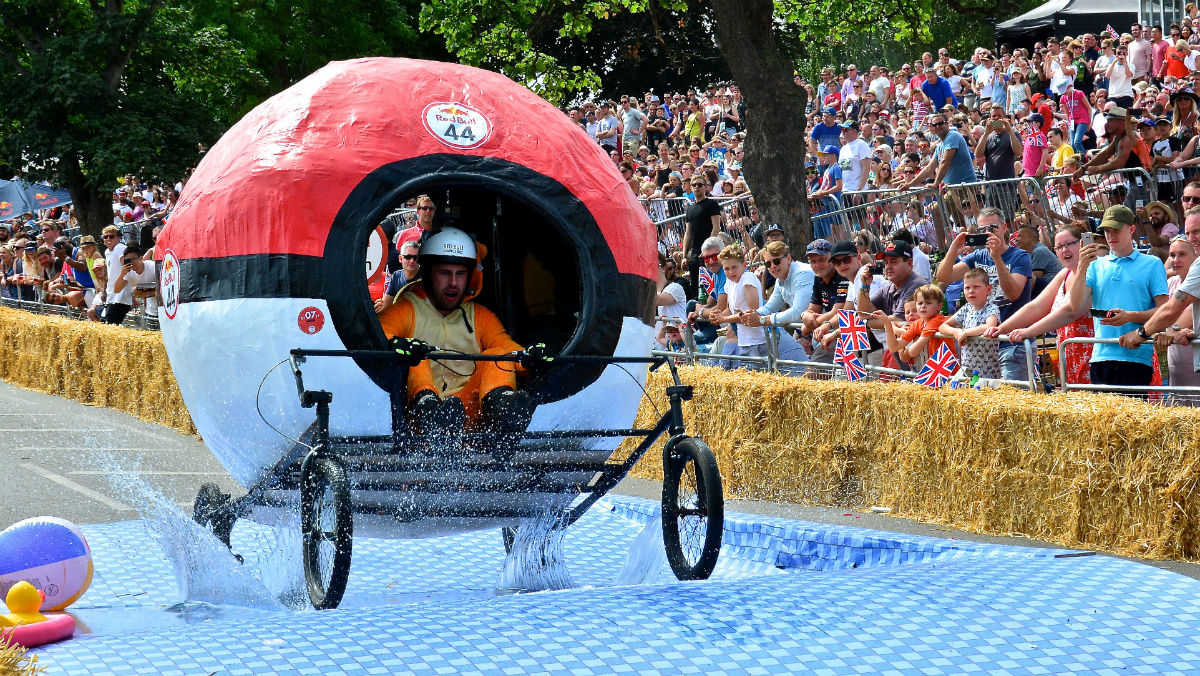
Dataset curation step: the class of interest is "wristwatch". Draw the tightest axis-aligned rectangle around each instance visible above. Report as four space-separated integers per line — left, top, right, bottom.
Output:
1137 326 1149 339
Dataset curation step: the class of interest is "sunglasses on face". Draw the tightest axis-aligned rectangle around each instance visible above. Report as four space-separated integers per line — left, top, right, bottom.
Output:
701 254 720 262
763 257 785 267
416 206 434 211
402 254 418 260
102 234 118 239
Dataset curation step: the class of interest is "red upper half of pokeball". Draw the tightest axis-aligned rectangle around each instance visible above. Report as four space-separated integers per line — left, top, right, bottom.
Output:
159 58 655 280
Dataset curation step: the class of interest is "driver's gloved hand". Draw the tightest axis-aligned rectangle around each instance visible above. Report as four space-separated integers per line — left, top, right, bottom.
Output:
520 343 555 373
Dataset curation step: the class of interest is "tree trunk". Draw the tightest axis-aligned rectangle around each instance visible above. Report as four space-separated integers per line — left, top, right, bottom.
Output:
63 160 112 240
710 0 813 247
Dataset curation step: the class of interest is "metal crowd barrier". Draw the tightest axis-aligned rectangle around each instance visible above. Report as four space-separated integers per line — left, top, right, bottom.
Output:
1056 336 1200 406
649 193 755 250
820 187 942 246
0 295 160 331
938 176 1050 239
1038 168 1156 230
650 310 1039 391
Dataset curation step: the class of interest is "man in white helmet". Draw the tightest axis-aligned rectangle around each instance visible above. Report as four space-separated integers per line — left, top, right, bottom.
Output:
378 227 535 440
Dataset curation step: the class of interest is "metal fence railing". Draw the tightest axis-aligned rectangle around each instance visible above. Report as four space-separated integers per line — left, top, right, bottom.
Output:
1037 168 1156 231
835 187 943 246
0 295 160 331
1057 336 1200 406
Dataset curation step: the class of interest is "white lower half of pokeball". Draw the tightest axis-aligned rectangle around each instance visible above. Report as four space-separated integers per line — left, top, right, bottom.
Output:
161 297 653 492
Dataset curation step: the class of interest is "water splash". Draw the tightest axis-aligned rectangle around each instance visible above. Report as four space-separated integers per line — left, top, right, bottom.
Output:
615 516 671 585
98 454 297 611
496 514 575 592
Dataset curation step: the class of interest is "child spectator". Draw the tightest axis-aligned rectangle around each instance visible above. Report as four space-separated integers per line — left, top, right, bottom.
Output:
884 284 955 367
939 268 1002 378
712 244 766 369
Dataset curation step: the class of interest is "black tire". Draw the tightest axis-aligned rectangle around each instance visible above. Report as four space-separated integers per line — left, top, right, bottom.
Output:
193 482 236 551
502 526 518 554
301 456 353 610
662 437 723 580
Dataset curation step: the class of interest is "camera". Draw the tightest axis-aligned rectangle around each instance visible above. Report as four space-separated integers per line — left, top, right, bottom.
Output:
964 233 989 246
868 262 884 275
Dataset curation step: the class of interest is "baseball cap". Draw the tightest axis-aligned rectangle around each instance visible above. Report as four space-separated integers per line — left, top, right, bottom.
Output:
1156 117 1172 126
839 120 860 130
1098 204 1136 229
23 241 36 251
875 241 914 260
1030 93 1044 106
819 144 840 155
823 106 837 115
1136 116 1155 127
830 240 857 258
764 223 784 234
805 239 833 256
1023 112 1044 125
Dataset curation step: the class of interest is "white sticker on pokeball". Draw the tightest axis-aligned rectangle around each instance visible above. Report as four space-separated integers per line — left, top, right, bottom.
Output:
161 249 180 320
422 102 492 150
365 225 386 281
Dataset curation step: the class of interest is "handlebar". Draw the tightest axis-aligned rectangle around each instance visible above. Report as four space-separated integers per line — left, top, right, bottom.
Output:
288 347 666 366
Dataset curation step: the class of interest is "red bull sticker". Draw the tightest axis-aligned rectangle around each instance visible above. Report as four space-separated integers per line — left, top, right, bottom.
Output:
421 102 492 150
161 250 180 319
34 192 56 205
298 306 325 335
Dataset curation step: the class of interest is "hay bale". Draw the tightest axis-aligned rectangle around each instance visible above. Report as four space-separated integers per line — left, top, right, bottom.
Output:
0 308 196 436
624 365 1200 560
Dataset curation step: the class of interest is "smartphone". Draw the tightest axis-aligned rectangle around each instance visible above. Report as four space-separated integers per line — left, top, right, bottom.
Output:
1089 308 1109 318
1081 231 1095 246
965 233 989 246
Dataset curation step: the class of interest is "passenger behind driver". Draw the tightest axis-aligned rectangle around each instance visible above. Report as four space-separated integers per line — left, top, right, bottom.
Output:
377 227 534 439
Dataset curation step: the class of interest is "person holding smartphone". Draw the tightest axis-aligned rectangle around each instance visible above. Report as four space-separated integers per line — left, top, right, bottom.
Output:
107 243 156 325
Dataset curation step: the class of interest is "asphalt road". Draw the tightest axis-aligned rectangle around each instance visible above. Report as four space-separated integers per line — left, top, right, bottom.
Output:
2 379 1197 580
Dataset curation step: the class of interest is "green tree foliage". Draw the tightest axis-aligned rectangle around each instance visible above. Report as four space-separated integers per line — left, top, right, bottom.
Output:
420 0 933 243
0 0 262 235
0 0 448 236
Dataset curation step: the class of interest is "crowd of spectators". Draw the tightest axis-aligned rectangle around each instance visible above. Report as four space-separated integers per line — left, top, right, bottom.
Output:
613 17 1200 398
0 174 178 325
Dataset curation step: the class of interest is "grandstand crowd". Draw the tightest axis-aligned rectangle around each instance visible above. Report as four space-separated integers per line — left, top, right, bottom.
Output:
0 175 178 324
572 18 1200 396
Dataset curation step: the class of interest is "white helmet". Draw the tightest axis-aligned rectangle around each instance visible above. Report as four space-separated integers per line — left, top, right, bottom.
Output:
418 226 476 268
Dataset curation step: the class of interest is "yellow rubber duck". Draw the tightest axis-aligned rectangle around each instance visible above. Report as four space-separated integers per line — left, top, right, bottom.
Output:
1 581 48 627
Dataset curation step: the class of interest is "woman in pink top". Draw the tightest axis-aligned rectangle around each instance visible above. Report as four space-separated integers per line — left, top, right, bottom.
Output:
1060 82 1092 155
1020 113 1049 178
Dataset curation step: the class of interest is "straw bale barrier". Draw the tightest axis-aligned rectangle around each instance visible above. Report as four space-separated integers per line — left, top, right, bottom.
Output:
0 308 196 435
624 365 1200 560
5 307 1199 559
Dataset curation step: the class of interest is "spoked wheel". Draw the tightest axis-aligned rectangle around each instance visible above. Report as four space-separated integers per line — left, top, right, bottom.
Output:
301 455 353 610
662 437 724 580
502 526 518 554
193 482 240 559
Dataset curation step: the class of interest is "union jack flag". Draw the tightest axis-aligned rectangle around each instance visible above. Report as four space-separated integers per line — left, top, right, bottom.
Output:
838 309 871 351
834 336 846 365
698 266 717 297
914 343 960 387
843 352 868 382
1105 24 1118 39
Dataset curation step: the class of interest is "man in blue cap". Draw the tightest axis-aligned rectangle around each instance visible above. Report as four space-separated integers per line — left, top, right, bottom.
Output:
838 120 873 192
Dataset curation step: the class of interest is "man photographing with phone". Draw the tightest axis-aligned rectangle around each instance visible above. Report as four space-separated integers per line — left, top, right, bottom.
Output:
936 207 1034 381
975 103 1021 181
107 243 157 325
1066 205 1168 386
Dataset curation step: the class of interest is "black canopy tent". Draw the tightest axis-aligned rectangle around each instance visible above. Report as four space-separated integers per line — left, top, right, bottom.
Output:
996 0 1139 51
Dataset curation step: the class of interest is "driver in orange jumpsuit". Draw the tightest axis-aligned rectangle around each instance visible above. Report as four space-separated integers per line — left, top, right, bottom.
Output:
377 226 536 438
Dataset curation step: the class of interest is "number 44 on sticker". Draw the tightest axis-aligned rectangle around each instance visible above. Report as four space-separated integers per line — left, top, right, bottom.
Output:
442 124 475 142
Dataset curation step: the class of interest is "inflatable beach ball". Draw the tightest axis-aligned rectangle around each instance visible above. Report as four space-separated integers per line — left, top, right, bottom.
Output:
0 517 93 611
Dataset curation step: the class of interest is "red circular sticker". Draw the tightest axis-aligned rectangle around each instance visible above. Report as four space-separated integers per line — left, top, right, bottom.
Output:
297 306 325 335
